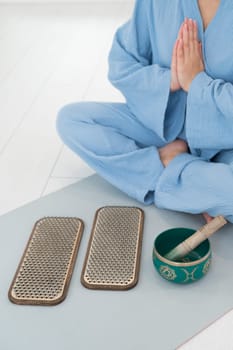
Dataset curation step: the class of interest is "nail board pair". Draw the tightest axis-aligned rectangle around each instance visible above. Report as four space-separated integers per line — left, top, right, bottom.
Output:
8 206 144 306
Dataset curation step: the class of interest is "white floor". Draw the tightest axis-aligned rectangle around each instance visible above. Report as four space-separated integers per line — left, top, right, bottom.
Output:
1 3 233 349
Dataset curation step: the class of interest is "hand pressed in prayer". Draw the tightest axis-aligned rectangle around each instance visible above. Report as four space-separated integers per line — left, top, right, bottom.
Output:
170 23 185 92
176 18 205 92
168 19 212 223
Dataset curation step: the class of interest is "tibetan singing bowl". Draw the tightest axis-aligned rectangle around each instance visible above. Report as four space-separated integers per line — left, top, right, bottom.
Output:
152 228 212 284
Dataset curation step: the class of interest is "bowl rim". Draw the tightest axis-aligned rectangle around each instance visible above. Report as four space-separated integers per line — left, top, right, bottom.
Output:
153 227 212 267
153 247 211 267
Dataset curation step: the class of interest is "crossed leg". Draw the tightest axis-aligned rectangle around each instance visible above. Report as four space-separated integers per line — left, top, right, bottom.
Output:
56 101 233 223
158 140 213 223
56 101 166 205
154 150 233 223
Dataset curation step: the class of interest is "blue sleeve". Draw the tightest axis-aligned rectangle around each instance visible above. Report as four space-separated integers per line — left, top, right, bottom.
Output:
186 71 233 150
107 0 173 140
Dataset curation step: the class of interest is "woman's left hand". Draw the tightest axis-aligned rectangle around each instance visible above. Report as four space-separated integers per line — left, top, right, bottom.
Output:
177 18 205 92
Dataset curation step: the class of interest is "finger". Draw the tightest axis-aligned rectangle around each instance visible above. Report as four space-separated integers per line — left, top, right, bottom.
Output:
198 42 202 56
178 17 190 40
193 19 198 41
183 22 190 59
171 40 179 78
177 24 183 40
199 42 205 68
199 42 204 61
194 39 200 56
188 18 195 55
175 39 179 60
177 38 184 65
172 39 178 69
188 18 194 41
172 39 178 61
177 21 185 39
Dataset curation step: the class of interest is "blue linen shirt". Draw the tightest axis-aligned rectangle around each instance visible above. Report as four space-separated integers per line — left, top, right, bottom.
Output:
107 0 233 160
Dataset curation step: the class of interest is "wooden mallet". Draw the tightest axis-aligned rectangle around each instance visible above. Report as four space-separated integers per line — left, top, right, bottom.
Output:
164 215 228 261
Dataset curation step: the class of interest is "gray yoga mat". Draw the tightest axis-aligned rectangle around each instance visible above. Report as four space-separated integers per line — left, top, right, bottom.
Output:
0 174 232 350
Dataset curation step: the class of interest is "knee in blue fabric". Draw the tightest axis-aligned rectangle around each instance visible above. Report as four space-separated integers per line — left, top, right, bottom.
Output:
56 101 92 138
56 101 99 151
56 101 142 156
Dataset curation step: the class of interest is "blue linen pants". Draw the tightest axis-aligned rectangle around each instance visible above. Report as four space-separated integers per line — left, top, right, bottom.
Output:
56 101 233 223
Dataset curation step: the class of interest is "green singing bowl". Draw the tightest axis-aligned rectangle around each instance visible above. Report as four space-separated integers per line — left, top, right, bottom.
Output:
152 228 212 284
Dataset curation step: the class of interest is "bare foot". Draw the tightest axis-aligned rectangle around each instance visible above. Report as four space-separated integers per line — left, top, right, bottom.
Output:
158 139 188 167
202 212 213 223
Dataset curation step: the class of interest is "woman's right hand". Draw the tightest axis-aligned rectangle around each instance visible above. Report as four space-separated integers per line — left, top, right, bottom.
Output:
170 19 202 92
170 38 181 92
170 22 185 92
